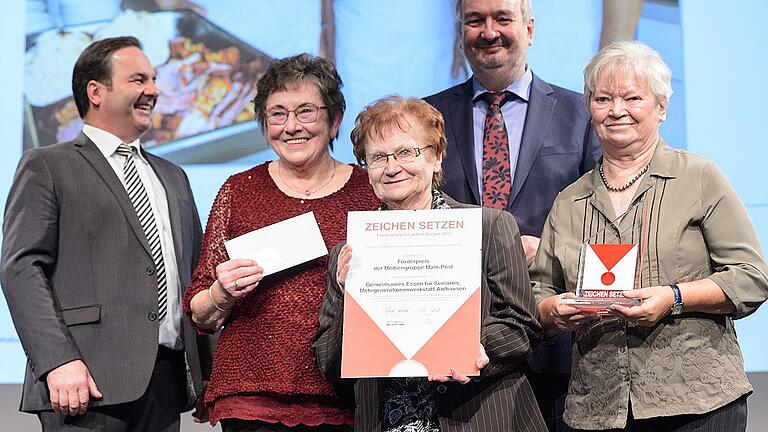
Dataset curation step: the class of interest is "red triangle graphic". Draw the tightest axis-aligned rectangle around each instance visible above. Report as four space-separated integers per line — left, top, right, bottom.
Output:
589 244 635 271
341 293 406 377
411 288 481 376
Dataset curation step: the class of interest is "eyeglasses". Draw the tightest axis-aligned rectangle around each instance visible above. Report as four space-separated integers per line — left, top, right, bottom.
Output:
265 104 327 126
363 146 433 168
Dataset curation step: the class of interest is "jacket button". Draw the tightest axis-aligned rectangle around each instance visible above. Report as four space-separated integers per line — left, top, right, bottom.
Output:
436 384 447 394
146 266 155 275
148 312 158 321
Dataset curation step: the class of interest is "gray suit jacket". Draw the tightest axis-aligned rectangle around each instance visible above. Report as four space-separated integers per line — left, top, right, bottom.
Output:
313 196 546 432
0 133 210 412
425 74 601 375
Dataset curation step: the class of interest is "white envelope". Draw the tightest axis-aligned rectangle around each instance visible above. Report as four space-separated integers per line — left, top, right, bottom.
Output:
224 211 328 276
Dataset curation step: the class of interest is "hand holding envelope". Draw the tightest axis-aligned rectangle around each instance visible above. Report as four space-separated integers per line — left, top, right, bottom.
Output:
216 212 328 309
224 212 328 277
213 259 264 307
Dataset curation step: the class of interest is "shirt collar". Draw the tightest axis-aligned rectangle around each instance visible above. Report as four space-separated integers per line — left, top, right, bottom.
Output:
82 124 142 160
471 66 532 103
645 138 677 180
575 137 677 200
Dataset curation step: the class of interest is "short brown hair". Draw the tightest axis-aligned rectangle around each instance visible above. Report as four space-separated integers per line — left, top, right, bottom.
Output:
252 53 345 148
351 96 447 187
72 36 142 118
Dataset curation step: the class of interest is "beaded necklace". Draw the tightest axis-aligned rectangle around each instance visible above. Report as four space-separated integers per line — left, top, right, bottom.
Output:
599 161 650 192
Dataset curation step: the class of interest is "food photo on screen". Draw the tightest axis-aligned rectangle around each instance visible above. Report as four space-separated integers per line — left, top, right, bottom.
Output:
23 9 271 163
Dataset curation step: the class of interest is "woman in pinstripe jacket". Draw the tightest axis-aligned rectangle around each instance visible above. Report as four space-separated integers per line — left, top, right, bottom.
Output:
313 96 547 432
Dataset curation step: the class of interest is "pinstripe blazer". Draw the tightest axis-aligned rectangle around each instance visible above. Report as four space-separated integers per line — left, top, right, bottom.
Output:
313 196 547 432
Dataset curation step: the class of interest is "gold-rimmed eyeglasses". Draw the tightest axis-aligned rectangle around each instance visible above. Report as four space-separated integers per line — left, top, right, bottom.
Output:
265 104 328 126
363 146 433 168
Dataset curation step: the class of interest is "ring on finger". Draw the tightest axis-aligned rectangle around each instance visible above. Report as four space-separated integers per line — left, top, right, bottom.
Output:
233 279 240 290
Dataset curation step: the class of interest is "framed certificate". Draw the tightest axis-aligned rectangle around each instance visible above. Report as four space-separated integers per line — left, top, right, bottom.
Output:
341 208 482 378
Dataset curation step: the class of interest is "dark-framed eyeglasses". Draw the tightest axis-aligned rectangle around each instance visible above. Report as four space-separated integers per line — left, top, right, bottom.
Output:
363 146 433 168
265 104 328 126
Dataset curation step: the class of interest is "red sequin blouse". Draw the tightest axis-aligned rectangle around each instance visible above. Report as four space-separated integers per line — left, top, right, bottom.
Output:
183 163 379 426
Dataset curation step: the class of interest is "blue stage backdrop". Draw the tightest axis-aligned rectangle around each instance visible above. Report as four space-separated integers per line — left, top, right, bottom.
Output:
0 0 766 383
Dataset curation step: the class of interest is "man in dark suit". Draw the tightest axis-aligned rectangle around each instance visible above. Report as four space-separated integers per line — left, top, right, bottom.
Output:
424 1 601 430
1 37 209 431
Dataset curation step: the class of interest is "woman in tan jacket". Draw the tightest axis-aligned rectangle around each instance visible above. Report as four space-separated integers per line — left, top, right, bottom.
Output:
531 41 768 431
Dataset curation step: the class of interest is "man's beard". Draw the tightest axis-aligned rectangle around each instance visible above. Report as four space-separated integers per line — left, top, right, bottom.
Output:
470 51 519 72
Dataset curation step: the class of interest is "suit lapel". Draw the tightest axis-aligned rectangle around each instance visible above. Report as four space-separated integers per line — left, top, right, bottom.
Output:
449 80 481 204
145 153 185 277
509 74 555 208
74 133 153 257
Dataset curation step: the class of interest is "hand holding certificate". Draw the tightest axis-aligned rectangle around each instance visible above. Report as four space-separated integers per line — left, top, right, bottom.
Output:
340 208 482 378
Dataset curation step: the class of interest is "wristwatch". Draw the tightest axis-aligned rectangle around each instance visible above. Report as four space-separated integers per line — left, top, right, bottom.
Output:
669 283 684 315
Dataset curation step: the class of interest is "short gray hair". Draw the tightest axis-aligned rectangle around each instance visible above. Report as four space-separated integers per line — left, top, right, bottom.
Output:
455 0 533 24
583 41 673 106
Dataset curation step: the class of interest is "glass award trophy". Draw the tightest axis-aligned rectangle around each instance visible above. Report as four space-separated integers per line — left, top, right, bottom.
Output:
560 243 642 313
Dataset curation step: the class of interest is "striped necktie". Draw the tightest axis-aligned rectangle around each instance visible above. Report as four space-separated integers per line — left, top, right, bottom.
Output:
115 144 167 321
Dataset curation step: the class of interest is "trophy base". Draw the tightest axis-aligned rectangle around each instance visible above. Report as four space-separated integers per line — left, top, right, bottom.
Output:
560 297 641 313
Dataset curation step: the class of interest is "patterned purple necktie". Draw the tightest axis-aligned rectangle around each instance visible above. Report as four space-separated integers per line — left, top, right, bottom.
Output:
479 91 514 209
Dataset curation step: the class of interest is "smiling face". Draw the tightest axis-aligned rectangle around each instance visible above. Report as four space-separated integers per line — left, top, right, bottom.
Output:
264 80 341 169
86 46 159 143
365 123 442 210
590 70 666 152
461 0 534 85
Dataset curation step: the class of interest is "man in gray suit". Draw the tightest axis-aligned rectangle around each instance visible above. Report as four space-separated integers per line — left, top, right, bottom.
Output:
424 1 601 430
1 36 209 431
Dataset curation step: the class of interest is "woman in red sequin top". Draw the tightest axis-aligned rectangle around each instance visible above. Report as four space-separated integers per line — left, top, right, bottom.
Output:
183 53 379 432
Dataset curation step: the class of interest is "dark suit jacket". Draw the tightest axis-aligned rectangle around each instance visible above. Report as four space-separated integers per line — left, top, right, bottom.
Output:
0 133 210 412
313 196 546 432
425 74 601 375
424 73 601 238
